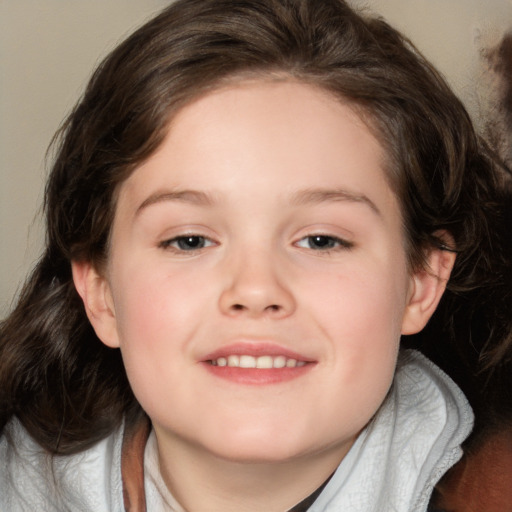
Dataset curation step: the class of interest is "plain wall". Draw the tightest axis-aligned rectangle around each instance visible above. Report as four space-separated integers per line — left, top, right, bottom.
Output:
0 0 168 315
1 0 511 317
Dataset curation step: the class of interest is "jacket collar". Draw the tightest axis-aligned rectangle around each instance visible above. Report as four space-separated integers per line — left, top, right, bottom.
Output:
121 413 151 511
306 350 473 512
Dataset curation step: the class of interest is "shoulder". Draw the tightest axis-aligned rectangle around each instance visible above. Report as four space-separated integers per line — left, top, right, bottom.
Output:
433 425 512 512
0 418 125 512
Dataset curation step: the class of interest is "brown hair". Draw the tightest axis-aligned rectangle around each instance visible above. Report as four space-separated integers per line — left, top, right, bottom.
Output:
1 0 510 454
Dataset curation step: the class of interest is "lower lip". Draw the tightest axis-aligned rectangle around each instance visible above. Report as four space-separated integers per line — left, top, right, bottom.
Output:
201 362 314 385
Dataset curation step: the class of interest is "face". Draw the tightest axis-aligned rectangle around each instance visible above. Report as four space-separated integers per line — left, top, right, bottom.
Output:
86 81 428 464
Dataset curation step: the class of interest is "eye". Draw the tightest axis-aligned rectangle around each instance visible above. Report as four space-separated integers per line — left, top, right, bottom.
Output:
295 235 353 251
159 235 215 251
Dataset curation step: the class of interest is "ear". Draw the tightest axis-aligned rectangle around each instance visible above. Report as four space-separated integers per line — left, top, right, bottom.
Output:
71 261 120 348
401 234 456 335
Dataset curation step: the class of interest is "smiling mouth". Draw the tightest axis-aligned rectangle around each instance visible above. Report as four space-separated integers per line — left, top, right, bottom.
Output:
208 355 307 369
202 343 315 384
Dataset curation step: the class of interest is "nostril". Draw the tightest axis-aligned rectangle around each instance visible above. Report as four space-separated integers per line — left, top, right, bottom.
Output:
229 303 281 313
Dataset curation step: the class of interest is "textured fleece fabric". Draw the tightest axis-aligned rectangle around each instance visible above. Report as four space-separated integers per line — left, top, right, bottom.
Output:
0 350 473 511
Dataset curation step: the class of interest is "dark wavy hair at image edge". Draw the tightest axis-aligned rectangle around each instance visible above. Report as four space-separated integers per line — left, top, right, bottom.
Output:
0 0 511 455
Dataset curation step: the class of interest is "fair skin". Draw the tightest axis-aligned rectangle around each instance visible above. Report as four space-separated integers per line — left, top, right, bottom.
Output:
73 80 455 511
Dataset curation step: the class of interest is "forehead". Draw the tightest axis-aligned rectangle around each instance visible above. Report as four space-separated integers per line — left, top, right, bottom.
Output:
116 79 398 222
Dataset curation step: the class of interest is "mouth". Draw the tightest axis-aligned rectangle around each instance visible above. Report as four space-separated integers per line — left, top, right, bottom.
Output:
201 344 315 385
208 355 307 369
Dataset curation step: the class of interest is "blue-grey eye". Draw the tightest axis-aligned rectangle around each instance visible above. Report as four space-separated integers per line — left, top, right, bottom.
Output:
176 236 206 250
296 235 352 250
162 235 214 251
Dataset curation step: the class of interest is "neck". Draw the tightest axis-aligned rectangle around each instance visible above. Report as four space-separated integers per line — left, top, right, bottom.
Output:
154 430 350 512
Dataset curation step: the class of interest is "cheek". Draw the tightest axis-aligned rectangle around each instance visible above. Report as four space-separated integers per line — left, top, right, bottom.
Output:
307 260 407 343
335 282 400 383
112 261 206 342
303 260 407 401
108 264 210 402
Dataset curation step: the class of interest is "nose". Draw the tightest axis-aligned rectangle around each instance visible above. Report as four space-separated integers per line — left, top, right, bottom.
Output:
218 249 296 319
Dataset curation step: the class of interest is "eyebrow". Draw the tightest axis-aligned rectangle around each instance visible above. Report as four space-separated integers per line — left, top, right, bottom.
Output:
135 186 381 216
135 189 215 215
290 188 381 216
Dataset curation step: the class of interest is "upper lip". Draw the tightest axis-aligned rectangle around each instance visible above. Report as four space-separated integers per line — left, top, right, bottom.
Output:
202 341 315 363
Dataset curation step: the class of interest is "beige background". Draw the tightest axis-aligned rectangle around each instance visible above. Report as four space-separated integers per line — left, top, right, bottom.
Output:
1 0 511 317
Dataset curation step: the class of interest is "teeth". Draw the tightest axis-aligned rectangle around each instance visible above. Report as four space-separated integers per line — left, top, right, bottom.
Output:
228 355 239 367
256 356 273 369
273 356 286 368
210 355 306 368
239 355 255 368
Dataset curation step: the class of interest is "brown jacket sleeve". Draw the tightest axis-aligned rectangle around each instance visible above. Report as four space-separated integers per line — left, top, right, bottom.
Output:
434 427 512 512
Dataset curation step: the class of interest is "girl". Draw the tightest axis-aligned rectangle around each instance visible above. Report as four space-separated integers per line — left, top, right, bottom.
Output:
1 0 510 510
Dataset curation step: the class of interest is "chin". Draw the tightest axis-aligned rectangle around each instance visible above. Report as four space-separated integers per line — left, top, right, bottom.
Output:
209 442 308 464
198 426 325 464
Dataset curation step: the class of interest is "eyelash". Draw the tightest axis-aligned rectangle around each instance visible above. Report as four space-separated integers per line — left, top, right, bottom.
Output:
158 234 353 253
